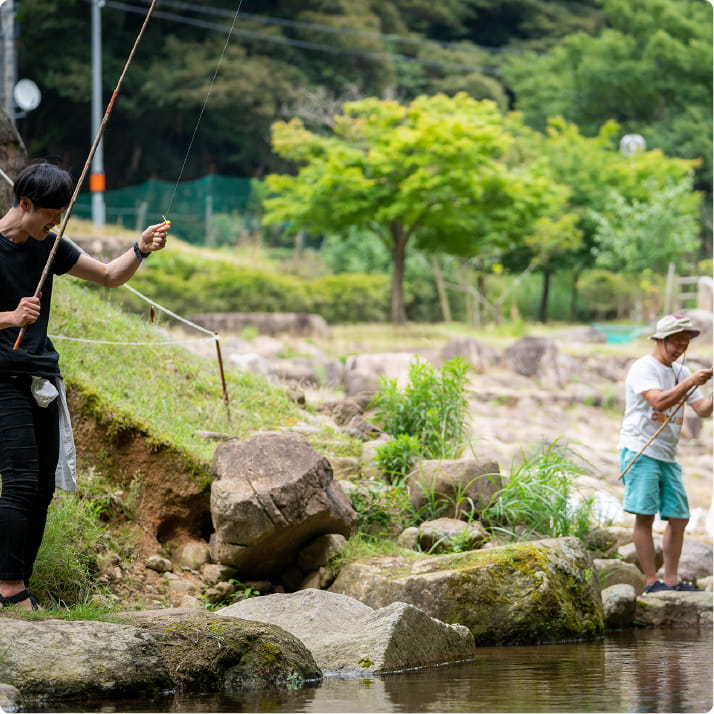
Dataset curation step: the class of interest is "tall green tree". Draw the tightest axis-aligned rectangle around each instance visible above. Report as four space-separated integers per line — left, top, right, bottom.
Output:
503 116 699 317
262 93 567 323
504 0 712 190
590 176 701 274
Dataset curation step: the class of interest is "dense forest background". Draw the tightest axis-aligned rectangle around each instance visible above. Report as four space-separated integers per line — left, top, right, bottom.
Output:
15 0 712 201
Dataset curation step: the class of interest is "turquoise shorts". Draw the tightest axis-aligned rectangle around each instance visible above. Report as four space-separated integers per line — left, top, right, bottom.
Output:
620 448 689 520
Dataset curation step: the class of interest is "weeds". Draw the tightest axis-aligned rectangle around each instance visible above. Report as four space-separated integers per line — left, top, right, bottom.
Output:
30 492 110 608
372 356 470 463
480 440 596 540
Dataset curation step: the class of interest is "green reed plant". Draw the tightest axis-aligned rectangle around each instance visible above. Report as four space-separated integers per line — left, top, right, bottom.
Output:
30 492 109 608
480 440 596 540
372 357 470 460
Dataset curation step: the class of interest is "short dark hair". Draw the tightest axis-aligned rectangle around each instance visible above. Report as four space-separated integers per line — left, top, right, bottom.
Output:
14 162 73 209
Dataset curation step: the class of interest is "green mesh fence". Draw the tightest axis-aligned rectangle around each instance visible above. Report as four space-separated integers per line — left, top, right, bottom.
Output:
75 175 258 245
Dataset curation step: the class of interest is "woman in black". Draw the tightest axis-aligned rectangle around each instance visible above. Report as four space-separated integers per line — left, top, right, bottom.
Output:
0 162 170 610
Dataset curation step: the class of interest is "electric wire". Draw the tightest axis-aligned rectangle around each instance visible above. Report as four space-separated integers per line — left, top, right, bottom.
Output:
120 0 523 55
100 0 502 74
163 0 246 217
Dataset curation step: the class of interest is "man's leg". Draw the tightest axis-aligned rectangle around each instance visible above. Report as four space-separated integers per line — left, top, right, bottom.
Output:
662 517 688 586
633 513 658 586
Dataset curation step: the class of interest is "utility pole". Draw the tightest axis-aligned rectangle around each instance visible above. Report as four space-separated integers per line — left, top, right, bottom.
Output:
0 0 16 123
90 0 106 226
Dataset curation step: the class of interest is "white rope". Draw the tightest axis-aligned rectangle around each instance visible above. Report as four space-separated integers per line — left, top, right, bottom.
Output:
121 283 216 336
49 334 217 346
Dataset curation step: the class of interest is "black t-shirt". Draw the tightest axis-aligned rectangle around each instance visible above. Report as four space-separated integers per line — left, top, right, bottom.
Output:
0 233 81 377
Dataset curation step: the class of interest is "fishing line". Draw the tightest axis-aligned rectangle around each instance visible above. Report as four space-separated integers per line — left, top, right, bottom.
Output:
163 0 246 219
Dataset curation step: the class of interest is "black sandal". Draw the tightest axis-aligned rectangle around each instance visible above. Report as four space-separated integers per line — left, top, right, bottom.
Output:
0 589 39 610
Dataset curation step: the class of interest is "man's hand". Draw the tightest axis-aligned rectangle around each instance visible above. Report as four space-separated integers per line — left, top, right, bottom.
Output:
690 368 713 388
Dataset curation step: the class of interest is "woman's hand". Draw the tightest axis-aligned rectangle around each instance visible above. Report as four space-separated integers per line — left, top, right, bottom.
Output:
137 220 171 255
12 296 41 327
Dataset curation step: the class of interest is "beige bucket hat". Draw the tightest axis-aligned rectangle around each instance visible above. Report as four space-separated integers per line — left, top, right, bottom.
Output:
649 314 701 340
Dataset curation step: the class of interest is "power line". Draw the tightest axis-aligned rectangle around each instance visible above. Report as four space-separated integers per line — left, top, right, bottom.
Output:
98 0 502 75
134 0 522 56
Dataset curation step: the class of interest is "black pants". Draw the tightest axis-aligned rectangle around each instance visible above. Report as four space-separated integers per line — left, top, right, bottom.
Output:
0 375 59 583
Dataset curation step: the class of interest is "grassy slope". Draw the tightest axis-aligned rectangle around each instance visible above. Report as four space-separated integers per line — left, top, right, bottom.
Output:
51 277 300 465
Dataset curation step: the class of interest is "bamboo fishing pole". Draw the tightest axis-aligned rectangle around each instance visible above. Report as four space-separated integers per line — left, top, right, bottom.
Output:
13 0 159 350
618 383 699 481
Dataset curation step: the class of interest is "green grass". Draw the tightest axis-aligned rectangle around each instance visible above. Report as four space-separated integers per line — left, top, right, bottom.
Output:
51 277 300 465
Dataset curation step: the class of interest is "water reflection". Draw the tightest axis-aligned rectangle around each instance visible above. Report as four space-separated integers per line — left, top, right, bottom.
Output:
30 629 712 713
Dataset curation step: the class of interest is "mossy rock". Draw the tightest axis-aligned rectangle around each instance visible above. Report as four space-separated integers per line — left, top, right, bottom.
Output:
121 608 321 691
330 536 604 646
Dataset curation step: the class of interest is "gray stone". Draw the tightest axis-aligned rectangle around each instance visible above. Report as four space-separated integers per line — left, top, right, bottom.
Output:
397 527 420 550
298 534 347 572
145 555 173 573
407 458 502 519
674 537 713 581
123 608 321 689
210 432 356 578
593 558 646 594
635 590 713 627
0 619 171 699
416 517 490 553
218 588 475 675
329 456 361 480
438 337 498 373
619 540 664 572
601 584 637 629
504 336 573 387
330 536 604 646
176 541 211 571
0 683 21 712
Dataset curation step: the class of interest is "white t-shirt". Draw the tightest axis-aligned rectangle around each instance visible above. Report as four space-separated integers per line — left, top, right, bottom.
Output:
618 354 704 463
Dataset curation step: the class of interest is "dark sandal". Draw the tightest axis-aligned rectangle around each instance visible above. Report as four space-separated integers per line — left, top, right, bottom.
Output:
0 589 39 610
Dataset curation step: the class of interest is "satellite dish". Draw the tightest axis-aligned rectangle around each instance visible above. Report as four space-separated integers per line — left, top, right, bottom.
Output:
619 134 646 157
13 79 41 112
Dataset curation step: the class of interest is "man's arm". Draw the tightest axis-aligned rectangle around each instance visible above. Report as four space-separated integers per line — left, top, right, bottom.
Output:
690 395 713 419
67 221 169 288
642 368 714 412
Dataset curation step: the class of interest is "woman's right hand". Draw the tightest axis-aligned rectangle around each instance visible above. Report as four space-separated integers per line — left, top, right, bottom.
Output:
12 296 41 327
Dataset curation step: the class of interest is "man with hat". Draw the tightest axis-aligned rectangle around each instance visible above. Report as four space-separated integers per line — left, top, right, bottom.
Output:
619 314 712 593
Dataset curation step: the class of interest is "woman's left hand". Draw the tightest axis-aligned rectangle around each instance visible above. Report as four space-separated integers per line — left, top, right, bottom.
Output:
138 220 171 254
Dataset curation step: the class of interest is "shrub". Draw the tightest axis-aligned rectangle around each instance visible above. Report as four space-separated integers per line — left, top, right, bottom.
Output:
375 434 421 484
371 357 471 460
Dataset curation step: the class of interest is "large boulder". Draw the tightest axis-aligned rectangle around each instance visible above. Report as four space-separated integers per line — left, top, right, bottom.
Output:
0 618 171 700
504 336 577 387
210 432 356 578
217 588 475 675
123 608 321 690
438 337 499 373
406 458 502 519
330 536 604 646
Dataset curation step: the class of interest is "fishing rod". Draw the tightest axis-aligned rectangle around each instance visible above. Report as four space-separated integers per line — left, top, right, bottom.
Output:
13 0 159 351
618 383 699 481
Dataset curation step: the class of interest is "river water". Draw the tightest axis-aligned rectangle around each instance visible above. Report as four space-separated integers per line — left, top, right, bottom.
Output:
32 629 711 713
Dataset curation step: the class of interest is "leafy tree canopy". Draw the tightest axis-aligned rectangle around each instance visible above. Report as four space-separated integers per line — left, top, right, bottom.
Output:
262 93 569 322
504 0 712 188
